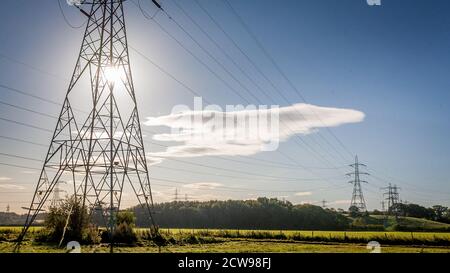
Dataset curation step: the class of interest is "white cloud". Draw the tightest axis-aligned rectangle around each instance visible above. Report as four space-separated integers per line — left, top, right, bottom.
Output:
182 182 223 190
21 171 36 175
0 177 12 181
331 200 352 205
0 184 25 190
144 103 364 162
147 157 164 166
294 191 313 196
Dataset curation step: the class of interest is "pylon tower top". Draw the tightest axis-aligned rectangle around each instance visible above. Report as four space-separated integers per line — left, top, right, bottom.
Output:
347 155 369 212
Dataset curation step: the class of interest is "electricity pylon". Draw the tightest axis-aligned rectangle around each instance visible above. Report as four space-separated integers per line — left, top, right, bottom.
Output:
347 155 369 212
50 181 66 208
16 0 156 252
381 183 400 216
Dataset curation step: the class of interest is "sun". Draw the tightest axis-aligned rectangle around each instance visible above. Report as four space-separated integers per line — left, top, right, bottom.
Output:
104 66 124 84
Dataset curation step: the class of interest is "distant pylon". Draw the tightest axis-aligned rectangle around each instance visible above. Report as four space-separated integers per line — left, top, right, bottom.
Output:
381 183 401 216
347 155 369 212
6 204 10 213
16 0 156 252
174 188 178 202
50 181 66 208
321 200 328 208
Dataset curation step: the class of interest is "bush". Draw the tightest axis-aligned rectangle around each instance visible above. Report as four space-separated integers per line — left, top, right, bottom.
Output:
102 211 138 245
140 226 168 247
82 224 101 244
42 196 90 244
112 222 137 244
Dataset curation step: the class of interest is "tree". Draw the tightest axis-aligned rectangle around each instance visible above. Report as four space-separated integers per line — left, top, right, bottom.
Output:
110 211 138 244
348 206 361 218
392 203 433 219
432 205 449 222
133 198 349 230
42 196 91 243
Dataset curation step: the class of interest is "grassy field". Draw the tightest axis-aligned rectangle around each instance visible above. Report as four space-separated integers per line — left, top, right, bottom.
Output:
152 228 450 241
1 226 449 253
370 215 450 229
1 240 450 253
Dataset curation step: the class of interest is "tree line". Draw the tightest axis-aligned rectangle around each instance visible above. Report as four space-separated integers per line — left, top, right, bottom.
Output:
132 197 350 230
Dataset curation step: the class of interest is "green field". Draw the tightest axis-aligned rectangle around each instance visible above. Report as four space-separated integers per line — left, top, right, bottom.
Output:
1 240 449 253
1 226 449 253
152 228 450 240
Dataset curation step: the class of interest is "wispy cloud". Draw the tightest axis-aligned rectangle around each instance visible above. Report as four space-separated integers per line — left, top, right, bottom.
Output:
0 177 12 181
294 191 313 196
21 171 36 175
0 184 25 190
331 200 351 205
182 182 223 190
144 103 364 162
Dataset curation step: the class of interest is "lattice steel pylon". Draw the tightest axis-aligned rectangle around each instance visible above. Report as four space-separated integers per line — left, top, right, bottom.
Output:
16 0 156 251
347 155 369 212
381 183 401 215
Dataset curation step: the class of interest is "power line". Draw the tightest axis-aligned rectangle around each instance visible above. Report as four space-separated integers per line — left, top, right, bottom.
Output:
0 152 349 195
0 162 41 171
1 73 448 202
0 60 445 202
150 176 348 194
223 0 354 163
2 32 348 174
180 0 349 167
0 97 341 175
161 156 339 182
0 53 64 80
57 0 86 29
0 79 348 173
0 117 53 133
130 45 344 174
0 139 446 203
1 50 344 173
132 0 344 171
0 83 64 107
0 99 57 119
0 135 47 147
0 137 342 184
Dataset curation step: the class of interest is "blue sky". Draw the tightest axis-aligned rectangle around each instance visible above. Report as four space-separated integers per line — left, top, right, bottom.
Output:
0 0 449 212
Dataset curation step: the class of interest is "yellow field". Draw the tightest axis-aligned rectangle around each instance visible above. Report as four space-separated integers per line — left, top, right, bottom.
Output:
1 226 450 253
138 228 450 242
3 226 450 243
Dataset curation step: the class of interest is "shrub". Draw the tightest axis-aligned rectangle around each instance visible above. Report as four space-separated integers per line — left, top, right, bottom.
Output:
41 196 90 244
101 211 138 245
112 222 137 245
82 224 101 244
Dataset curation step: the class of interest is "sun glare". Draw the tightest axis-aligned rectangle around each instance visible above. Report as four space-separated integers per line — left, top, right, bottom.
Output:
104 66 124 84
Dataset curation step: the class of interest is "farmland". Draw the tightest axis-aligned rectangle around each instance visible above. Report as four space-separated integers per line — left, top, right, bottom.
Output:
1 226 449 253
